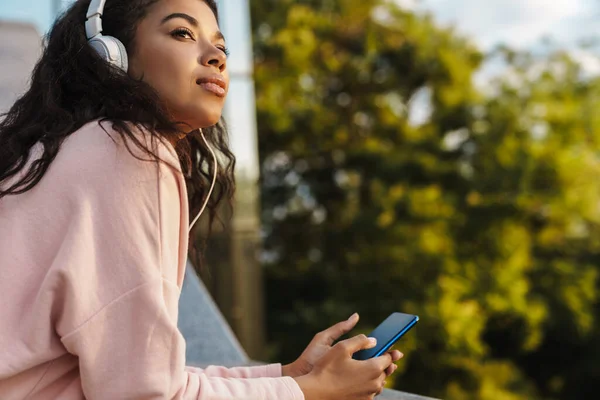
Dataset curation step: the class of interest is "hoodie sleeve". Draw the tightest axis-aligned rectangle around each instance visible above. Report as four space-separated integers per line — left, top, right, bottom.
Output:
50 122 304 400
185 364 285 379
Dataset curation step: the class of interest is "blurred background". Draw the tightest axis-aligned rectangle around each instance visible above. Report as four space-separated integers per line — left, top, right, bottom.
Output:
2 1 600 399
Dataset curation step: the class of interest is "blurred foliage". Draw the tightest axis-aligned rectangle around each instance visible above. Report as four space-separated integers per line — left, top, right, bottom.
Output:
250 1 600 399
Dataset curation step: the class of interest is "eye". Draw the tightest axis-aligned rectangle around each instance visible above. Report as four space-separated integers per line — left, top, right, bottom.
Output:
171 28 194 40
218 46 230 57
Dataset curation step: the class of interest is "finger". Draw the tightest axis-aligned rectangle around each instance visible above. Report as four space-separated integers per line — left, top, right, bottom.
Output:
386 349 403 362
338 334 377 355
385 364 393 376
376 372 387 395
369 352 393 371
385 363 398 376
319 313 360 345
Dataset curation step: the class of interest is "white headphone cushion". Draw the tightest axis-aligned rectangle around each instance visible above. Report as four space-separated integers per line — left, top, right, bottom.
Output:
113 38 128 72
88 36 128 72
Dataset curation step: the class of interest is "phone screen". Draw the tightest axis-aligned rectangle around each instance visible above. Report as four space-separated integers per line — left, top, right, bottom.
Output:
352 312 419 360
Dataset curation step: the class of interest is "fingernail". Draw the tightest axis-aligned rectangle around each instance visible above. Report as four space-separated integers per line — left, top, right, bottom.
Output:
369 337 377 345
393 364 398 372
399 352 404 358
348 312 358 321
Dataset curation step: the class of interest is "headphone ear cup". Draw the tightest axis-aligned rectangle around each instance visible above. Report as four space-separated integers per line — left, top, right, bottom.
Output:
88 36 128 73
112 37 129 72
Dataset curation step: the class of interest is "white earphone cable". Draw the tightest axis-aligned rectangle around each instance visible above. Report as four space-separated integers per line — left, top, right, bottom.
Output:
188 129 218 233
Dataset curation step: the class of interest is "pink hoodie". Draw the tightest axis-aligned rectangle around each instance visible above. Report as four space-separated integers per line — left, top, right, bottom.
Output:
0 120 305 400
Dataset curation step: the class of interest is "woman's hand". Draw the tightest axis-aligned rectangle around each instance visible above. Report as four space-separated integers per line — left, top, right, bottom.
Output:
282 313 403 378
293 334 398 400
283 313 360 377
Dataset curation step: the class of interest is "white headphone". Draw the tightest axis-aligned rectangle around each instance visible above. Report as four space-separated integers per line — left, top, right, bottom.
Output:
189 130 218 233
85 0 128 72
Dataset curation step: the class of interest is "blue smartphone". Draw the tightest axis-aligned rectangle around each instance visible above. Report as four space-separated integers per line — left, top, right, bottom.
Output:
352 312 419 360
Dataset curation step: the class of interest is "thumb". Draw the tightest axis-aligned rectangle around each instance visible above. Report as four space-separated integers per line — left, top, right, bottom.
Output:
341 334 377 355
321 313 360 345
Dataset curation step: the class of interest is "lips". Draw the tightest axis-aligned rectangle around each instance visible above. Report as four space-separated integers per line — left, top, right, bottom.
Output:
196 75 227 97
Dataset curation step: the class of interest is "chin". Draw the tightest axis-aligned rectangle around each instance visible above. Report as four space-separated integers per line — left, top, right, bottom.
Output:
199 112 223 128
176 110 223 131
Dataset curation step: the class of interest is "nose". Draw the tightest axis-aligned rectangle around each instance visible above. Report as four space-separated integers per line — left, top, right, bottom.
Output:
201 44 227 72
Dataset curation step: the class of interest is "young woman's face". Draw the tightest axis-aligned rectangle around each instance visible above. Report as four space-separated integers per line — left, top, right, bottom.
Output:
128 0 229 131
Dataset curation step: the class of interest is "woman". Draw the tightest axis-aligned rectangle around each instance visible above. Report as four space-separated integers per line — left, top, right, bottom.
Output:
0 0 403 398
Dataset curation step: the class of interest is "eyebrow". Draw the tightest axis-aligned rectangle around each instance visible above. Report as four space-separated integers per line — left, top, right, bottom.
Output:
161 13 226 41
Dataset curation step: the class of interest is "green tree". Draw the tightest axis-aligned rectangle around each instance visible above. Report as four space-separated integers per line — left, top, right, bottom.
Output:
468 47 600 400
250 1 600 399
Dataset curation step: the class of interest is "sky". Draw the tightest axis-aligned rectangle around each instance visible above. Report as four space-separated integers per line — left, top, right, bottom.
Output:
408 0 600 51
409 0 600 83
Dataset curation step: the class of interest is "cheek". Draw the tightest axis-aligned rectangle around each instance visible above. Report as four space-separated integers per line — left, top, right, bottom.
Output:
133 44 196 102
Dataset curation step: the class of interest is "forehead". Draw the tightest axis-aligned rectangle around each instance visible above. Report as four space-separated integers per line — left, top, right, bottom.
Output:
146 0 219 29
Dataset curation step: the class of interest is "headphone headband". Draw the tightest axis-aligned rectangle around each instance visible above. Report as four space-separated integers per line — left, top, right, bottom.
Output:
85 0 129 72
85 0 107 39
